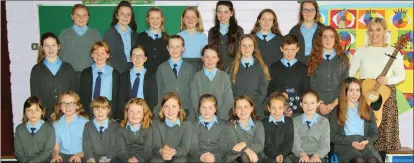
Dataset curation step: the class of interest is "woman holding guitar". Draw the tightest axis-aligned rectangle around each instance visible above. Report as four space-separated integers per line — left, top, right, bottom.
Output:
349 17 406 162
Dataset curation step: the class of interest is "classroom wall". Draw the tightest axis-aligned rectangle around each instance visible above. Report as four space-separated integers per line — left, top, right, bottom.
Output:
6 1 413 149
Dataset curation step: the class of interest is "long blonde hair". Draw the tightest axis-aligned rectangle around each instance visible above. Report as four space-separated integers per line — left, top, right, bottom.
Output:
50 90 89 122
229 34 271 83
180 7 204 32
120 98 153 128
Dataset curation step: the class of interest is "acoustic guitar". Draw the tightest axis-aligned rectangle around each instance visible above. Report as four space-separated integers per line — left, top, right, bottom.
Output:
361 34 409 127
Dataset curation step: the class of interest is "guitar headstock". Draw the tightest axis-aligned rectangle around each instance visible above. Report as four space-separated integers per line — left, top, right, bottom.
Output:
394 34 410 50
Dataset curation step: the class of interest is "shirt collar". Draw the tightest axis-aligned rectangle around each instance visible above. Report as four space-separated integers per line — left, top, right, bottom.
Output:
92 64 107 74
126 122 141 133
168 58 183 68
323 50 336 60
115 24 132 34
146 29 162 39
241 57 254 67
165 119 181 128
219 23 229 35
73 24 88 31
43 57 62 65
300 22 317 31
281 58 297 67
256 31 276 41
204 67 218 80
26 120 44 132
58 114 80 124
238 117 255 131
269 115 285 124
199 116 218 130
131 67 147 75
302 113 320 124
93 118 109 130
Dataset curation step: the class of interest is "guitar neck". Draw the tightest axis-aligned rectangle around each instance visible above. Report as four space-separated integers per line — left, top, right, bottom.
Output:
373 48 399 91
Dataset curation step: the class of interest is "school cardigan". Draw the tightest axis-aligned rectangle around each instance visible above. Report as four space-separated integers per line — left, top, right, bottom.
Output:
292 114 330 158
103 27 138 73
30 61 78 119
190 69 234 120
329 107 382 162
256 35 283 68
14 122 55 162
117 69 158 119
115 125 153 163
262 116 294 158
289 23 325 65
152 120 193 157
310 55 349 105
78 67 120 118
208 26 244 70
156 60 195 112
82 120 120 161
228 60 269 118
190 120 229 162
136 32 170 72
59 27 102 72
226 120 265 162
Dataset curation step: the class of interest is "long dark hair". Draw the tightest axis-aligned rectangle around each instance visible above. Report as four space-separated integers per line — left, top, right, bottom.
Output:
110 1 137 31
37 32 60 63
209 1 242 58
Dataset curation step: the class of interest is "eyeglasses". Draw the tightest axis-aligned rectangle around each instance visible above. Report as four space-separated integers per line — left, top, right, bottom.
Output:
302 8 316 13
60 102 76 107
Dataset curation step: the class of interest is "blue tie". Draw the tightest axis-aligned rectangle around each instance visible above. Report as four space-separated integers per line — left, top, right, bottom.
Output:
287 62 291 67
173 64 178 78
306 121 312 129
93 72 103 99
99 126 104 135
245 63 249 69
204 122 209 128
30 127 36 136
131 73 141 98
154 34 159 40
326 54 331 61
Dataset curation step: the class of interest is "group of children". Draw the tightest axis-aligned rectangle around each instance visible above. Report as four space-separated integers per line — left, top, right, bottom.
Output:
18 0 394 162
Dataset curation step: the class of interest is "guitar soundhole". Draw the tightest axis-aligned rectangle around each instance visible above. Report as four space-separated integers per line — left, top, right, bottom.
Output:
367 91 379 101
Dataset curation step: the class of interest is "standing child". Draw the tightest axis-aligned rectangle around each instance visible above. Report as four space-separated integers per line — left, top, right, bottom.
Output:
156 35 195 120
208 1 244 69
83 96 120 163
50 90 89 163
227 95 265 163
267 34 309 117
250 9 284 68
30 32 78 121
308 26 349 117
262 92 294 163
190 94 229 162
228 34 271 119
14 96 55 163
289 1 325 65
329 77 382 163
151 92 192 162
117 45 158 120
178 7 208 71
136 7 170 72
289 90 330 163
79 41 120 119
59 4 102 79
103 1 138 73
115 98 154 163
191 44 233 121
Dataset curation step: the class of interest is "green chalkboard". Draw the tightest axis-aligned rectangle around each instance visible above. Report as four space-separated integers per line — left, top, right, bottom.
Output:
38 5 190 36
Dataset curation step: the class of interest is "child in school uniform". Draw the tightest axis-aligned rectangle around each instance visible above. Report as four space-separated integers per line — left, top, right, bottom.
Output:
136 7 170 72
115 98 154 163
190 94 230 162
262 92 294 163
228 34 271 119
151 92 192 162
103 1 138 73
79 41 120 119
50 90 89 163
156 35 195 120
308 26 349 118
30 32 78 121
117 45 158 120
289 1 325 65
59 4 102 79
289 90 330 163
267 34 309 117
329 77 382 163
14 96 56 163
190 44 233 121
83 96 120 163
250 9 284 68
208 1 244 69
177 7 208 71
227 95 265 163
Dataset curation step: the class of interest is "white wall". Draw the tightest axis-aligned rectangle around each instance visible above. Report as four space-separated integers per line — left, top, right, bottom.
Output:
6 1 413 149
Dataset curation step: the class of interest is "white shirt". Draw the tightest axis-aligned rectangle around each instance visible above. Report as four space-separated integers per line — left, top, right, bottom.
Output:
349 45 405 85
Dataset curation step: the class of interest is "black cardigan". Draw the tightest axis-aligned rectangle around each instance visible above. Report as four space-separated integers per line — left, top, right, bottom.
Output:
262 116 294 158
117 69 158 120
289 22 325 65
78 66 120 119
136 32 169 72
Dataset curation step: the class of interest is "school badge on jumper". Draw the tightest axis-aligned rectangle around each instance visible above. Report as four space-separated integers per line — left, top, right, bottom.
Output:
285 87 300 112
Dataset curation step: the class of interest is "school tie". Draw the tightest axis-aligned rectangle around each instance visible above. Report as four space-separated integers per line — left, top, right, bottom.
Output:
287 62 291 67
326 54 331 61
131 73 141 98
93 72 103 99
173 64 178 78
275 121 283 125
245 63 249 69
30 127 36 136
263 35 267 41
99 126 105 135
204 122 209 128
306 121 312 129
154 34 159 40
